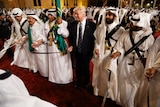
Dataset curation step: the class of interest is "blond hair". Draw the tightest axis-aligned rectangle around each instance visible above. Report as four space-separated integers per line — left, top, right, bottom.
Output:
73 6 86 16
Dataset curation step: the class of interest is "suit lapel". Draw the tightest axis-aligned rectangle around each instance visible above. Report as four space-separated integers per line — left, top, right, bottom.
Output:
75 21 78 40
83 19 89 39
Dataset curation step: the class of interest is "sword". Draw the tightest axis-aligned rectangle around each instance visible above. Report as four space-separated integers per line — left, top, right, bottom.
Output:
101 70 112 107
0 42 16 59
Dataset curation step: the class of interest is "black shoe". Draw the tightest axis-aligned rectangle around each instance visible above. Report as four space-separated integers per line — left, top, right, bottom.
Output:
73 82 80 88
83 84 89 90
84 85 93 93
74 83 78 88
74 80 83 88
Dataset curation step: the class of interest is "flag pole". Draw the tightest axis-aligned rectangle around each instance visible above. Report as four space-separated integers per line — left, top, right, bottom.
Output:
55 0 62 17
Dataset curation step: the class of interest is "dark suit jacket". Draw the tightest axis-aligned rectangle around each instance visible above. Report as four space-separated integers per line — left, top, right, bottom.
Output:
68 19 96 58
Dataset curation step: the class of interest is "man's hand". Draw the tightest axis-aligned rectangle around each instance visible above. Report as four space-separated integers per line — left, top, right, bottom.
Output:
67 46 73 52
110 51 121 59
145 67 156 80
31 39 43 48
95 49 100 57
56 17 62 24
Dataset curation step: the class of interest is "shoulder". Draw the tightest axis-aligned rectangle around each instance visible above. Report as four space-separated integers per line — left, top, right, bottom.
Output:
116 26 125 34
97 24 104 29
86 19 96 30
21 18 28 24
70 20 78 25
119 26 125 31
44 20 49 25
68 20 77 30
87 19 96 26
95 24 105 32
122 28 129 34
62 20 68 26
21 18 29 27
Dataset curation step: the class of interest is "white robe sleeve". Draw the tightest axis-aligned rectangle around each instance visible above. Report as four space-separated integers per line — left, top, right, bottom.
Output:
113 31 127 63
145 36 159 69
93 25 106 59
152 51 160 71
57 20 69 38
44 21 50 36
0 69 57 107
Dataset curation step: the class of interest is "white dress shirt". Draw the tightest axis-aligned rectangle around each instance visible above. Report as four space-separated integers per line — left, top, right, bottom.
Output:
76 18 86 46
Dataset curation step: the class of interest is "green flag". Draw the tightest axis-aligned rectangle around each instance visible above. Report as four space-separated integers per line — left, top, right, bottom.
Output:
55 0 62 17
53 25 67 53
28 27 34 52
54 0 67 53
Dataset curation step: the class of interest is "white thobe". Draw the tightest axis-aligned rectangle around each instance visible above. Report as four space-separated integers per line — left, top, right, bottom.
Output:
92 22 124 101
11 17 34 70
29 21 48 77
44 20 73 84
114 28 154 107
137 36 160 107
0 69 57 107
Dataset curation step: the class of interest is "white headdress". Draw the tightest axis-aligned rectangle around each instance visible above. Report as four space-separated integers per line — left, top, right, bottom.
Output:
105 7 119 24
118 8 128 23
46 9 57 18
26 11 44 25
92 7 100 22
97 7 106 25
0 69 6 75
12 8 23 17
130 12 151 30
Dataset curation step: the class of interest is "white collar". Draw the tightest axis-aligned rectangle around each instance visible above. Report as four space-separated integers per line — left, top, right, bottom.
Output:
30 21 38 29
79 17 86 25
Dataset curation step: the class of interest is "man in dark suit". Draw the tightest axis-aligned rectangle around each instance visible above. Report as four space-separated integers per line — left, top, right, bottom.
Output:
0 10 13 58
68 6 96 89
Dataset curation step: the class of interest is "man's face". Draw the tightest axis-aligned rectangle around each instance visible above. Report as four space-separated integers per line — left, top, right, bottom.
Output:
15 15 22 23
130 22 143 31
0 14 5 20
7 16 13 23
74 10 85 22
48 14 56 22
27 16 36 25
105 11 115 24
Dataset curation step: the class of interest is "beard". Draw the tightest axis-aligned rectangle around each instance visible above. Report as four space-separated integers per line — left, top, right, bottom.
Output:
106 18 114 24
